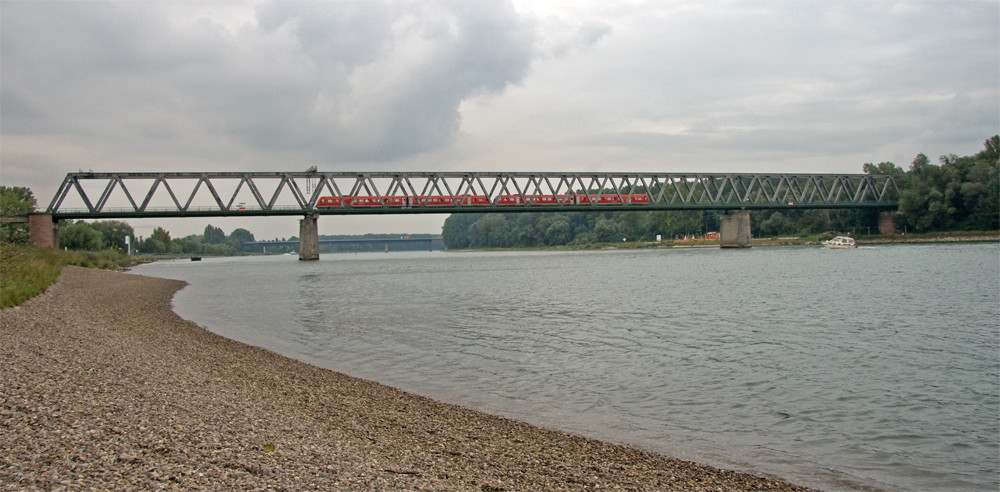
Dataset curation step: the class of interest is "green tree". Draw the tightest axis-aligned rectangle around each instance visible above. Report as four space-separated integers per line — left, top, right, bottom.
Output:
202 242 235 256
0 186 36 214
139 236 166 254
592 215 622 243
982 135 999 162
758 211 791 237
654 210 702 239
894 138 999 232
90 220 135 250
442 214 478 249
544 217 571 245
172 237 199 254
59 221 103 250
0 186 37 244
228 228 255 252
945 138 999 229
469 214 515 248
203 224 226 244
967 141 1000 229
151 227 171 251
898 154 944 231
862 161 906 178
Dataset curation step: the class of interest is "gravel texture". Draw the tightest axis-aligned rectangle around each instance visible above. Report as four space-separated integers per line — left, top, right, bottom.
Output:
2 266 818 491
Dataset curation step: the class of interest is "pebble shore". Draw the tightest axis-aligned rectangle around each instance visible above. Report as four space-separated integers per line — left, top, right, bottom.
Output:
2 266 817 491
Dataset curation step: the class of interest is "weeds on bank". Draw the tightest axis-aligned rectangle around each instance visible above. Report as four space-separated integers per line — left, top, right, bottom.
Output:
0 243 149 308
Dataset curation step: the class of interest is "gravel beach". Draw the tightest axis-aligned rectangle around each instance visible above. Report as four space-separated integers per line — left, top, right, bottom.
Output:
2 266 817 491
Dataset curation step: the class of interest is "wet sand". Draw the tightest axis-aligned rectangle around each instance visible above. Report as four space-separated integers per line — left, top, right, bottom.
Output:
1 266 816 490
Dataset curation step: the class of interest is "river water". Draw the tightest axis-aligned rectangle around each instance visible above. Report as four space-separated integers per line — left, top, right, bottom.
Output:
131 243 999 491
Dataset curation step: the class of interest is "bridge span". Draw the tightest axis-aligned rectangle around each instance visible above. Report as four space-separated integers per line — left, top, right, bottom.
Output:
29 171 899 257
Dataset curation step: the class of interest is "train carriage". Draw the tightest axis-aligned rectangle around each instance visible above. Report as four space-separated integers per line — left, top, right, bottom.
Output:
316 195 491 208
316 193 647 208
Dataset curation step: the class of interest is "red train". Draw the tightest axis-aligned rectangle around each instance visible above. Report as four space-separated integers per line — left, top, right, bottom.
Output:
493 194 650 205
316 195 490 207
316 194 650 208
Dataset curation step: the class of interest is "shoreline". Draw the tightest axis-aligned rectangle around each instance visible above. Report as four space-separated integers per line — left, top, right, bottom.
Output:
443 233 999 253
0 266 818 490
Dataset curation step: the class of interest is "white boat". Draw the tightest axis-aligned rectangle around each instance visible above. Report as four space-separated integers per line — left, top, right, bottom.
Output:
823 236 856 249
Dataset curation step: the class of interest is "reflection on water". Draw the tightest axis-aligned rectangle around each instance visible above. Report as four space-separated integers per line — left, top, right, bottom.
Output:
134 243 1000 492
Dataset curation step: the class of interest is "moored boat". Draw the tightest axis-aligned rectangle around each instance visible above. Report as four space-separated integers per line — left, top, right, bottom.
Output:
822 236 856 249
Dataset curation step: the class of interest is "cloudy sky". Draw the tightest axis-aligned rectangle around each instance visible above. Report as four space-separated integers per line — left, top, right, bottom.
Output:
2 0 997 239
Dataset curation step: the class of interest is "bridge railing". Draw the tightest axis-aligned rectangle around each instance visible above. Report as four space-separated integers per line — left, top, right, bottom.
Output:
45 172 899 218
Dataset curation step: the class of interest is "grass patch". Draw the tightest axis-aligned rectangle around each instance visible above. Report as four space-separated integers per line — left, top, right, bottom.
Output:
0 243 150 308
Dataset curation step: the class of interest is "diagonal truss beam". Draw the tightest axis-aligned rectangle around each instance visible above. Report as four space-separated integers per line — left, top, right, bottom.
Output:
45 171 900 219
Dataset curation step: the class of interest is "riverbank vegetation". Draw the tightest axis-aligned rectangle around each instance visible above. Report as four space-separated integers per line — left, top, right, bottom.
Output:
58 221 260 257
0 243 148 308
442 136 998 249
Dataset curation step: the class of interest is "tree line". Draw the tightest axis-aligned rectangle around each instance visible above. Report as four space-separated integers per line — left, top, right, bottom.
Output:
0 194 260 256
442 136 999 249
64 222 258 256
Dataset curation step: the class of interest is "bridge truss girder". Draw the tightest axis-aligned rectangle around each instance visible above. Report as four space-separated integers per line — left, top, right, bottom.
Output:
45 171 899 219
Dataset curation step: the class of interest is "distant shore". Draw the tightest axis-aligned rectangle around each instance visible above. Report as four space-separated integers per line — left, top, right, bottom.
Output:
748 232 999 248
451 232 1000 252
1 266 816 490
853 233 1000 244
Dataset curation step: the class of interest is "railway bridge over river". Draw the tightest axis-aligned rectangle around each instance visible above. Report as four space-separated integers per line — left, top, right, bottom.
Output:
26 171 900 259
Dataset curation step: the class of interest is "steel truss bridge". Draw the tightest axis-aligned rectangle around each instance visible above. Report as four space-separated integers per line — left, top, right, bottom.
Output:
46 172 899 219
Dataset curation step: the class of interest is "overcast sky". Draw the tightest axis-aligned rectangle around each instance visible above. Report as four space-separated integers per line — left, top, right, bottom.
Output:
2 0 997 239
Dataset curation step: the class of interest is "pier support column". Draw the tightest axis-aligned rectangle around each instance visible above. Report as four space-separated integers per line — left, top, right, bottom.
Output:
719 210 751 248
29 214 59 248
299 214 319 261
878 211 897 235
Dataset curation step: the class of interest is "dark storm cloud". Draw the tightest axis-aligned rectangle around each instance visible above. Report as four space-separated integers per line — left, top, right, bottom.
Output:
257 0 539 159
1 0 539 165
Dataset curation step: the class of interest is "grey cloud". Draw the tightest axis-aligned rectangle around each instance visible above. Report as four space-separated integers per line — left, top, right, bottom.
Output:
233 0 536 162
578 1 997 164
255 1 392 69
312 1 538 160
1 0 539 167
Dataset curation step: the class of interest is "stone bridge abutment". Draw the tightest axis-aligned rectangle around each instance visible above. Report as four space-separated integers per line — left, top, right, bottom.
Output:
28 214 59 249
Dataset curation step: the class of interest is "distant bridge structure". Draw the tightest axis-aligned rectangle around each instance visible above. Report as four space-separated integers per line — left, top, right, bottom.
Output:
247 237 444 252
28 171 899 257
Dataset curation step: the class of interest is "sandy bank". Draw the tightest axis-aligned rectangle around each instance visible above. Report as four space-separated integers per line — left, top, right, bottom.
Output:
1 266 816 491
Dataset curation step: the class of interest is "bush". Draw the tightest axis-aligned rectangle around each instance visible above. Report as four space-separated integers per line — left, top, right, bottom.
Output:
0 243 147 308
60 221 104 251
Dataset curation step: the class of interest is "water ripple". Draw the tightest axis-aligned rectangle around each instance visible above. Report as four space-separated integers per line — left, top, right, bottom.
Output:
135 244 1000 492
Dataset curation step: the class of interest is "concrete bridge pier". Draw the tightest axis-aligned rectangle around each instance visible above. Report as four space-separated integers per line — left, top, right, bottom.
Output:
29 214 59 248
719 210 752 248
299 214 320 261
